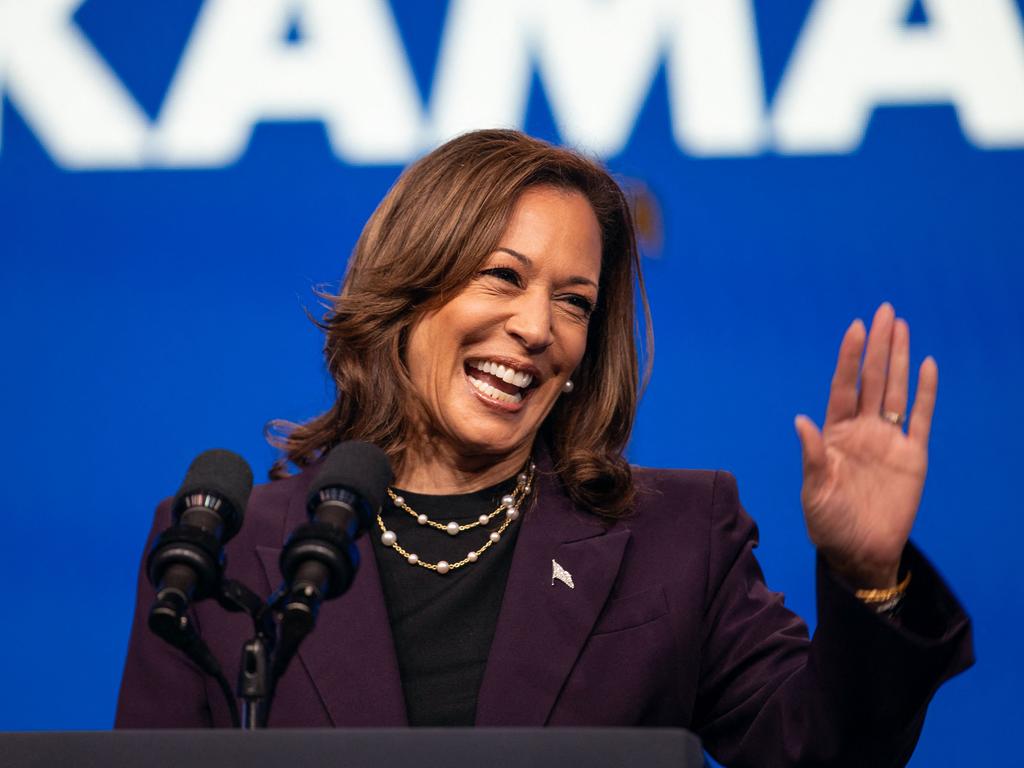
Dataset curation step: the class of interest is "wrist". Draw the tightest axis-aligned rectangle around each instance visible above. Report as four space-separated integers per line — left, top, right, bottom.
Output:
854 571 912 615
822 553 901 591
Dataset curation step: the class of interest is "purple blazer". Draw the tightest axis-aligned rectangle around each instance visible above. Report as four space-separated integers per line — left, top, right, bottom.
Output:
116 462 973 767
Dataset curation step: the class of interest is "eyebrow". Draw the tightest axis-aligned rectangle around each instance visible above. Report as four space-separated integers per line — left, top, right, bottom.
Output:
495 247 599 290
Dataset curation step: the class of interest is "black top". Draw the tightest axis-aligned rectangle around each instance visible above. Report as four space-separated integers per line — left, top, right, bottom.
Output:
369 475 523 726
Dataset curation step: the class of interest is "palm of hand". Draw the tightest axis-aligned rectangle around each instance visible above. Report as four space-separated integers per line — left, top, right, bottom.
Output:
795 304 937 588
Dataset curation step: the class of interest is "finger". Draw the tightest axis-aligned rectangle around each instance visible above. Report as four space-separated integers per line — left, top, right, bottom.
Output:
881 317 910 426
858 302 895 415
824 319 866 428
908 356 938 445
795 414 826 488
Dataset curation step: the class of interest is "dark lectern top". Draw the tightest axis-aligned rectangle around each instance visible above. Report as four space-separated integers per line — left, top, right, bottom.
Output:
2 728 706 768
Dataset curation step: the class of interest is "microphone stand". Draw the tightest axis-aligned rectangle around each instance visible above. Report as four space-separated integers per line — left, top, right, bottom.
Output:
216 578 277 729
151 576 323 729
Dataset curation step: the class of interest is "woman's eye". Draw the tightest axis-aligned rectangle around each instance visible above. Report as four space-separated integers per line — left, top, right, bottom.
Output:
481 267 522 287
564 294 595 317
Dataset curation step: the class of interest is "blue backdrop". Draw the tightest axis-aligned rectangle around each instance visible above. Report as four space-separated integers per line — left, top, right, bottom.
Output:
2 1 1022 765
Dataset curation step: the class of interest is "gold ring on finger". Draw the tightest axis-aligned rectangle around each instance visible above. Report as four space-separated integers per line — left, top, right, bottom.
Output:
881 410 905 427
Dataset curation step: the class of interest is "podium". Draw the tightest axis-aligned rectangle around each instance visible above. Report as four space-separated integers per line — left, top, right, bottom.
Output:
2 728 706 767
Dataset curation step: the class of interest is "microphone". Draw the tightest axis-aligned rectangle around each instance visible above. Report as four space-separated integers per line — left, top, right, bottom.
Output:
146 449 254 642
274 441 392 655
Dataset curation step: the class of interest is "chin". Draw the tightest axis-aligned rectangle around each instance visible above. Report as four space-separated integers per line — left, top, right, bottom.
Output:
455 430 530 459
440 416 534 461
434 386 555 462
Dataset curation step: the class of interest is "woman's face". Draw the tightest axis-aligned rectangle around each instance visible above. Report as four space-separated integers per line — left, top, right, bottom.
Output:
406 186 602 467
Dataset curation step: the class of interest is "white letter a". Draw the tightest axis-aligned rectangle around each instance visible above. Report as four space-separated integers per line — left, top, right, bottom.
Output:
152 0 423 167
773 0 1024 153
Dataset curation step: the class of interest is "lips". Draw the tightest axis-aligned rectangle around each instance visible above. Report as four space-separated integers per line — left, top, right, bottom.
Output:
465 358 539 405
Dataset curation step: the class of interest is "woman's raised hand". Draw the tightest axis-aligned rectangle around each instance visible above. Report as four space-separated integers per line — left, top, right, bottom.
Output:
794 303 938 589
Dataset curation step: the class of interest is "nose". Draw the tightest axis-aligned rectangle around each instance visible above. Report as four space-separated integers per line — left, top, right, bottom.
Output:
504 289 554 352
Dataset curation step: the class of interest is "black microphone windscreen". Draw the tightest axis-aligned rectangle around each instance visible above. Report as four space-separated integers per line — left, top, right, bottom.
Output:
173 449 254 540
308 441 393 513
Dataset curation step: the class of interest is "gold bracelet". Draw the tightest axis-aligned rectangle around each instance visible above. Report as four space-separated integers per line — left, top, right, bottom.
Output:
855 571 912 603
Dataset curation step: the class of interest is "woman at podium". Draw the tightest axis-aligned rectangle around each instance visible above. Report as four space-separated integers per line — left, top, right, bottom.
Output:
117 129 972 766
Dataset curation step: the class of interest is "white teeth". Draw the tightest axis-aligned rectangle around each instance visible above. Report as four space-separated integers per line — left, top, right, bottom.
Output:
467 359 534 390
468 375 523 404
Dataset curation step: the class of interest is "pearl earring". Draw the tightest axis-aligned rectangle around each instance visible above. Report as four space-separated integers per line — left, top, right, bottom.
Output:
562 379 574 394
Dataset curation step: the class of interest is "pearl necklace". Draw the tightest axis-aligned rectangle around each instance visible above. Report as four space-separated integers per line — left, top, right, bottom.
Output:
377 461 535 575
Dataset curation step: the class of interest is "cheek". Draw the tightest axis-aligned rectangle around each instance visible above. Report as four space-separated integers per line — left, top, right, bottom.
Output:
563 322 592 369
413 324 466 398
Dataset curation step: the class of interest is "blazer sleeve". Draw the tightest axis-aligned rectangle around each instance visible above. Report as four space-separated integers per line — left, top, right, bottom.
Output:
692 471 974 768
114 499 214 728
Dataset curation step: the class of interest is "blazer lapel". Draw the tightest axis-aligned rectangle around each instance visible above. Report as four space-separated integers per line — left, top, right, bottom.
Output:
255 474 407 726
475 467 631 725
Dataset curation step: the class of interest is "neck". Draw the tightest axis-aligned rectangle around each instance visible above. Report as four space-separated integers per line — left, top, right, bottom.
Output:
395 440 533 494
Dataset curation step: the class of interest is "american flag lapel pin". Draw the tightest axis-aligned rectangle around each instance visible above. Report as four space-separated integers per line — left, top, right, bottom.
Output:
551 559 575 589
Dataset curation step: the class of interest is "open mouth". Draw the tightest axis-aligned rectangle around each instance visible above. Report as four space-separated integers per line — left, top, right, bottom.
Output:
465 359 538 406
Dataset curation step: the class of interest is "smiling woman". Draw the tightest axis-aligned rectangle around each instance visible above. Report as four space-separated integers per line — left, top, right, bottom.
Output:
117 130 972 766
268 131 648 517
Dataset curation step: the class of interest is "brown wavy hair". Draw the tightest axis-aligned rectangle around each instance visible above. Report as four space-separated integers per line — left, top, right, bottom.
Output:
269 129 652 518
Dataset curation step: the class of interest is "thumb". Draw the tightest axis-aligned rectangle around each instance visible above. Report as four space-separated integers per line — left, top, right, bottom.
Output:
794 414 826 483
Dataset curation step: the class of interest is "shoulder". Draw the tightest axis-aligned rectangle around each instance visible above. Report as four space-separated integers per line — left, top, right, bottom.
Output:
619 467 755 570
230 468 314 549
629 466 742 523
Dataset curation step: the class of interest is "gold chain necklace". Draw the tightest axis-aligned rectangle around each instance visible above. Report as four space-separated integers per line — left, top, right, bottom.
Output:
377 461 535 575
